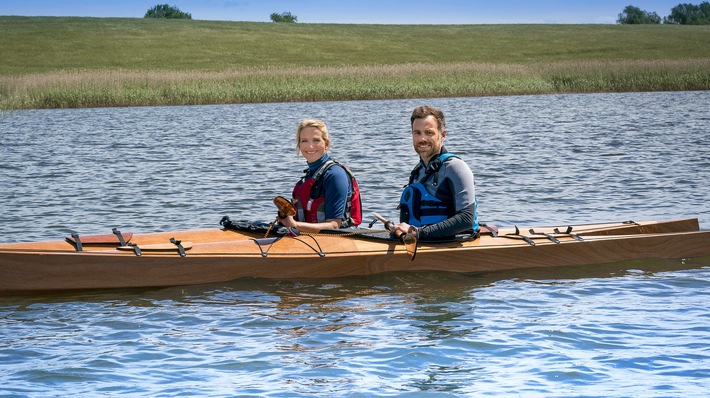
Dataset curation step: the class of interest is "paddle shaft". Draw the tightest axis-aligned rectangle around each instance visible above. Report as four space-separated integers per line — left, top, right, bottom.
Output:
372 212 418 261
372 212 395 234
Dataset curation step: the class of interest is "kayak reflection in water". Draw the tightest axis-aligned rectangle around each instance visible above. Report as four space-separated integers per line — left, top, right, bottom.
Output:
277 119 362 234
393 106 479 241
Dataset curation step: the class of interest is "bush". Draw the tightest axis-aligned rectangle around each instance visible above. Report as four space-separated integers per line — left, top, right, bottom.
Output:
145 4 192 19
617 5 661 24
270 12 297 23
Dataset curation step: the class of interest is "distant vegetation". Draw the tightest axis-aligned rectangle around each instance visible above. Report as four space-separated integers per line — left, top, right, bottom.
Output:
665 1 710 24
270 12 297 23
144 4 192 19
617 6 662 24
618 2 710 24
0 17 709 109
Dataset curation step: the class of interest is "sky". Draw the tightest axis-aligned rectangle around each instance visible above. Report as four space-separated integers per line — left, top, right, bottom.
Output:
1 1 687 24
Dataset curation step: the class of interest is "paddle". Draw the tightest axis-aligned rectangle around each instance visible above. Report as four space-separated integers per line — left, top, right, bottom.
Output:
372 212 418 261
264 196 298 237
273 196 296 218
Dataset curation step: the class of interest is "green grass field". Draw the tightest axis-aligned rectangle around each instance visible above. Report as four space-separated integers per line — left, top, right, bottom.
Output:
1 16 709 109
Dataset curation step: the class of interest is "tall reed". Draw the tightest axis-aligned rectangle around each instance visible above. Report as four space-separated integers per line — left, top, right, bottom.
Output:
1 60 708 109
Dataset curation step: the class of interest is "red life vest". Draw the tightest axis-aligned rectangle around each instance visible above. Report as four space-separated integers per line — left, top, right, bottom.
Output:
292 159 362 227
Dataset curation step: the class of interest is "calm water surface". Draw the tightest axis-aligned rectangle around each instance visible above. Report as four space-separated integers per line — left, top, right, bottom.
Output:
1 92 709 396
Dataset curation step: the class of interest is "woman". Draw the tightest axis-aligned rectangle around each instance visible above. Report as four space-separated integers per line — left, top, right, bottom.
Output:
278 119 362 233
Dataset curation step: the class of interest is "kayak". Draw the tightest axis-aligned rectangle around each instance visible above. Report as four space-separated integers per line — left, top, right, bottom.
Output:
0 217 709 296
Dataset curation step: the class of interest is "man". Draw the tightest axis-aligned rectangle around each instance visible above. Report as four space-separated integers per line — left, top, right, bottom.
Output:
393 106 478 240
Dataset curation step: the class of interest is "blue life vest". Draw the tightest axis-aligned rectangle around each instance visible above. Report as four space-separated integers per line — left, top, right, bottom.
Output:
399 153 456 227
400 183 449 227
399 153 479 230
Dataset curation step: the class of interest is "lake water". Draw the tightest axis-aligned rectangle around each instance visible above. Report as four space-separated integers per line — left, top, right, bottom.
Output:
1 91 709 396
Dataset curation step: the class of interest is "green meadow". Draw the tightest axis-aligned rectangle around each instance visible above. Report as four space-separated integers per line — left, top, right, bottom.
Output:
1 16 709 109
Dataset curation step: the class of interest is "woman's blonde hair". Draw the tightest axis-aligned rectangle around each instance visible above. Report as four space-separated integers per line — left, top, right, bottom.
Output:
295 119 330 154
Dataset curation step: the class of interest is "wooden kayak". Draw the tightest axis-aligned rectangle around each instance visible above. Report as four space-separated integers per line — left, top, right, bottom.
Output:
0 218 708 296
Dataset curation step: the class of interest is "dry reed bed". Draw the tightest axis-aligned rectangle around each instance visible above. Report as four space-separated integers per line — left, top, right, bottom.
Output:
1 59 709 109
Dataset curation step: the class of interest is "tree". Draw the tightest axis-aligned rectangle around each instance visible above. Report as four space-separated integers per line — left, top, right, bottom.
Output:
664 2 710 24
617 5 661 24
270 11 298 23
144 4 192 19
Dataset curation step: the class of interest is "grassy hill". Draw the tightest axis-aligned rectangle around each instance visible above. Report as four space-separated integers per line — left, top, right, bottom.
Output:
1 16 709 109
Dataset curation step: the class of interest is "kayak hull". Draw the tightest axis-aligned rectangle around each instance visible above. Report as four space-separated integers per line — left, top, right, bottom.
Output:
1 218 708 295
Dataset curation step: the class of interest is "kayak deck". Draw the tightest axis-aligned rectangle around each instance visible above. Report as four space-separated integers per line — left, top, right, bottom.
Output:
0 218 708 295
1 218 699 253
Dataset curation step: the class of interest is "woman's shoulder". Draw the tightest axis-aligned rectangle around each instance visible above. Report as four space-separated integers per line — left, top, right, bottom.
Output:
320 161 351 191
323 161 349 178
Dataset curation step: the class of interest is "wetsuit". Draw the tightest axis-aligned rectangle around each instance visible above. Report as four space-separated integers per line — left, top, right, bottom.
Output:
399 147 478 239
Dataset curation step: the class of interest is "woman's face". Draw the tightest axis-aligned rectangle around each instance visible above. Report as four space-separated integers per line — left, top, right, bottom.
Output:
299 126 329 163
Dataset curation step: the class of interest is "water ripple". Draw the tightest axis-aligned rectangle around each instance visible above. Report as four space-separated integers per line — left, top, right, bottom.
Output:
1 92 710 396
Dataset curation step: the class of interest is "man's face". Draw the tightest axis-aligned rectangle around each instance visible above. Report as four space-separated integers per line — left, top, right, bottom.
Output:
411 115 445 164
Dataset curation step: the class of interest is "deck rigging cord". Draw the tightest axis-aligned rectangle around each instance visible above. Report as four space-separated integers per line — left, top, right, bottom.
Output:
268 196 418 261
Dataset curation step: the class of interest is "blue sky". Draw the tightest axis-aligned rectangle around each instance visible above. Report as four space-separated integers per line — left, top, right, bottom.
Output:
1 1 686 24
